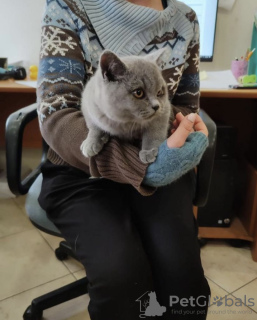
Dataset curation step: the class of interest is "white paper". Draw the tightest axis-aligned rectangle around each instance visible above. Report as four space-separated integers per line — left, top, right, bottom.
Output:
218 0 236 11
200 70 238 89
15 80 37 88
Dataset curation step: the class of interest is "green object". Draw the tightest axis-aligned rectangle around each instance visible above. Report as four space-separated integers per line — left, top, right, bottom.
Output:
241 83 257 88
241 74 256 84
248 23 257 76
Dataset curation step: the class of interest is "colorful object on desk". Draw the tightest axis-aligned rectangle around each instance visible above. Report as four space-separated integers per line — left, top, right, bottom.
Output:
248 22 257 77
0 67 27 80
231 59 248 81
238 74 257 85
246 48 256 61
29 65 38 80
244 48 250 61
0 58 8 69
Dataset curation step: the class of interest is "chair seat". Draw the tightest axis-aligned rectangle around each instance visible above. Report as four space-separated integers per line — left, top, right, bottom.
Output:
25 174 61 237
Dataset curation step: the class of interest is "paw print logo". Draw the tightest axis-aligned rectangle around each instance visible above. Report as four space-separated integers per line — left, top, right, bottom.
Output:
213 296 223 307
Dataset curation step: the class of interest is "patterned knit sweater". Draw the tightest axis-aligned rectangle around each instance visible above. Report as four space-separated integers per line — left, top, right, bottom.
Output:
37 0 201 196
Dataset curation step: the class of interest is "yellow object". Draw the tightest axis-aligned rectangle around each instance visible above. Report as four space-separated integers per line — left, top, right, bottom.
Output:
29 65 38 73
29 65 38 80
246 48 256 61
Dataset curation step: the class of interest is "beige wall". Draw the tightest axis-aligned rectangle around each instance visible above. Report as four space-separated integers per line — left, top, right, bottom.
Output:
0 0 256 71
201 0 257 71
0 0 45 66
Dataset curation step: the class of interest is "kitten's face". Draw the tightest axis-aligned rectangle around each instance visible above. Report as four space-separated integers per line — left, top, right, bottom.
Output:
99 50 169 124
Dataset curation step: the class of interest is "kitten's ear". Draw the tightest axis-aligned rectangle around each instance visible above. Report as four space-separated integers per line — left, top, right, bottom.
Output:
100 50 127 81
144 48 168 65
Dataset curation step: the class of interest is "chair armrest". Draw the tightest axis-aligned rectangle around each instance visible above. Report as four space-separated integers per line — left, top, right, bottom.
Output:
193 109 217 207
5 103 48 196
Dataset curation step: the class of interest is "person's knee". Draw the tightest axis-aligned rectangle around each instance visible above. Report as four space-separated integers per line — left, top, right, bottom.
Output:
174 265 210 299
87 249 153 300
104 254 151 288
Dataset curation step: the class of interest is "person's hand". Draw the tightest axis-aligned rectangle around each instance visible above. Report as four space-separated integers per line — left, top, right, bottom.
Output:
167 112 208 148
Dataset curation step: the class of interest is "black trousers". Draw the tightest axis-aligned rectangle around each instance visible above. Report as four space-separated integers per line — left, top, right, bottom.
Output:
39 161 210 320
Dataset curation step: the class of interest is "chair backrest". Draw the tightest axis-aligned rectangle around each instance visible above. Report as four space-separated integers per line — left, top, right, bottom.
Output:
25 173 61 237
5 103 48 195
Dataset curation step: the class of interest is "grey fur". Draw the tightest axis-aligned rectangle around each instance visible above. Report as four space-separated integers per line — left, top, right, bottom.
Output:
80 49 173 163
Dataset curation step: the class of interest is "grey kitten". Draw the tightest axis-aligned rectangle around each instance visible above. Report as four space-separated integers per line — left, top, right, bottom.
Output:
80 49 173 163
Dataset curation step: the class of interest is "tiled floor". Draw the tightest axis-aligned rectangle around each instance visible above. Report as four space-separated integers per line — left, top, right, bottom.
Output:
1 195 257 319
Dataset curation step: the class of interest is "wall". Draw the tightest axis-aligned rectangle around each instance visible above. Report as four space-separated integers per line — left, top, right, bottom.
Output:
0 0 45 67
202 0 257 71
0 0 256 71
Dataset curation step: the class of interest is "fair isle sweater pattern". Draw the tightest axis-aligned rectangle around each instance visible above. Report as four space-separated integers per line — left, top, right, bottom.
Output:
37 0 200 195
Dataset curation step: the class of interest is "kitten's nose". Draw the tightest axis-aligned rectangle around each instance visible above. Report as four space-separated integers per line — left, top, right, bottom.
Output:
152 105 159 112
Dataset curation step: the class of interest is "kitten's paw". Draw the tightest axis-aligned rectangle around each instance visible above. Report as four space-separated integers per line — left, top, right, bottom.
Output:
101 133 109 144
139 148 158 163
80 138 105 157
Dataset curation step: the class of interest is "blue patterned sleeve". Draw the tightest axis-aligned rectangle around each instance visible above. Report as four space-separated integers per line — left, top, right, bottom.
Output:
36 0 93 170
143 132 208 187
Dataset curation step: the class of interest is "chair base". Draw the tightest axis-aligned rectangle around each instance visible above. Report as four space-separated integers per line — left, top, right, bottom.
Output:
55 240 79 261
23 241 89 320
23 277 89 320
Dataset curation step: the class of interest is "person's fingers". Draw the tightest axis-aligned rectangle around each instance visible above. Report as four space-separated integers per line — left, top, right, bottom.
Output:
167 113 196 148
175 112 184 123
175 112 208 135
171 112 183 134
194 114 209 137
172 118 179 129
175 112 194 132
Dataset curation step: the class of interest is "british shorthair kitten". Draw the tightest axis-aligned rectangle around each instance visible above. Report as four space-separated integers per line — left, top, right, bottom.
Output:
80 49 173 163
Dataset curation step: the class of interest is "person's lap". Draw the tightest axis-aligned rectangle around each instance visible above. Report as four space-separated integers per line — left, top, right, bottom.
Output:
38 161 210 319
128 170 210 315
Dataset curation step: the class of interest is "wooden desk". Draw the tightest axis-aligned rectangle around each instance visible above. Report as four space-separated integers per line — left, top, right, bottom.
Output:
1 80 257 260
0 79 37 148
201 88 257 99
0 79 36 93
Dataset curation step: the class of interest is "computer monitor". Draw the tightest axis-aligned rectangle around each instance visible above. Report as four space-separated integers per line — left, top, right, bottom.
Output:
182 0 219 61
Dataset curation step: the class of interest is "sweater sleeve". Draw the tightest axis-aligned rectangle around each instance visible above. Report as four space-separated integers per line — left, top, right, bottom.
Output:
37 0 153 196
143 132 208 187
172 10 200 116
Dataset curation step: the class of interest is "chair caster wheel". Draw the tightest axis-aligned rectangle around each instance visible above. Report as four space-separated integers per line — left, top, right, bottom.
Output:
23 305 43 320
55 247 68 260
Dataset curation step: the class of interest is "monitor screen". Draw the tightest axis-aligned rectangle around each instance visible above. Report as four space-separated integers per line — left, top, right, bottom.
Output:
182 0 219 61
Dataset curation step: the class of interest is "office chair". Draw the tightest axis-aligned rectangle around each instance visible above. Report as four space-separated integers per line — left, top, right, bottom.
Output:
5 103 216 320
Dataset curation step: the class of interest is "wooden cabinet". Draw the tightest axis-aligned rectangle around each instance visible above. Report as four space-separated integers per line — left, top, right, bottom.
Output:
0 80 38 148
199 90 257 261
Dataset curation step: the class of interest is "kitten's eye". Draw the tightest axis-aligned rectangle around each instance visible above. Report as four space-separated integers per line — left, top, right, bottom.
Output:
132 88 144 99
157 88 164 97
